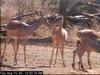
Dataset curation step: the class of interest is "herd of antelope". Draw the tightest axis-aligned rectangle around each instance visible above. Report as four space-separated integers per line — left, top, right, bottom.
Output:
1 11 100 72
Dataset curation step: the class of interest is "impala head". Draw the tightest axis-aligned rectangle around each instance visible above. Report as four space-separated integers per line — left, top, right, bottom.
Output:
46 13 63 29
36 11 51 27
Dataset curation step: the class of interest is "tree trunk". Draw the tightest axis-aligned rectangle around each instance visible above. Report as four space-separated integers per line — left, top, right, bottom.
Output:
95 0 100 4
59 0 69 28
59 0 85 28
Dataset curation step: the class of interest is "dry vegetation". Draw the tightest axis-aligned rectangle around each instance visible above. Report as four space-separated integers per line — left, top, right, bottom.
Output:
1 26 100 74
0 0 100 74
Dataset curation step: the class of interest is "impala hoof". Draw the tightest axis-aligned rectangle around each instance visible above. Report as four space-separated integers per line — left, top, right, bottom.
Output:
13 63 16 66
89 66 92 69
72 63 75 70
82 69 87 72
49 64 51 67
63 63 66 67
14 61 19 66
25 63 28 66
54 64 56 67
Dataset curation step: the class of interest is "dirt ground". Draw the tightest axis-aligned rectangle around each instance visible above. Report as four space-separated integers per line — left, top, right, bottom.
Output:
1 38 100 74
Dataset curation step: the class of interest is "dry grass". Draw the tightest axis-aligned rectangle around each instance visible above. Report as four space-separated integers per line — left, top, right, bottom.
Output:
1 26 100 74
1 2 100 74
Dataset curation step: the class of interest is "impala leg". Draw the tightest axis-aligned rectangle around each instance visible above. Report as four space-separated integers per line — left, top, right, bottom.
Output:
49 47 54 66
23 40 27 66
78 51 87 72
2 37 9 63
60 45 66 67
72 40 81 70
76 41 87 71
54 46 58 67
78 61 81 70
16 40 19 65
12 41 15 55
14 39 19 65
87 51 92 69
78 56 85 71
72 49 77 70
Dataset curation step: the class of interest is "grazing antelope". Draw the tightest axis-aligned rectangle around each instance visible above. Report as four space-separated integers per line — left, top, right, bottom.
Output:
1 12 49 66
72 29 100 71
48 14 68 67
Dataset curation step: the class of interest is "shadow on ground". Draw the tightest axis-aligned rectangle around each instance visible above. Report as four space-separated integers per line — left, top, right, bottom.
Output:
1 37 52 45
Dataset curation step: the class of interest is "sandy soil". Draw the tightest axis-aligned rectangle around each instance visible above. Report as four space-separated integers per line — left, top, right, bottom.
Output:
1 38 100 74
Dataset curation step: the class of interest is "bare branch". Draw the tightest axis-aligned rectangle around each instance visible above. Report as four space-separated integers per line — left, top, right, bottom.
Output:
12 11 38 20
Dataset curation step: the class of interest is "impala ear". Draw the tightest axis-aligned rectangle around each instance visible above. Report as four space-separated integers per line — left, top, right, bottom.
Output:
35 10 39 15
40 11 44 16
34 10 43 16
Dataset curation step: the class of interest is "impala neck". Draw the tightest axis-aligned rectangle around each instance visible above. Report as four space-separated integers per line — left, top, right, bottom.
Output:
30 17 44 31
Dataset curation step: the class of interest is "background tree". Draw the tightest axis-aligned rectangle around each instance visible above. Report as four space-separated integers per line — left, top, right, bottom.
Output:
59 0 89 28
59 0 70 28
95 0 100 4
47 0 59 12
0 0 5 6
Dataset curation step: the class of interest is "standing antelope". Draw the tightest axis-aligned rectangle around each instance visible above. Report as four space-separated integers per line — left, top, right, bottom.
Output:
1 12 49 66
72 29 100 71
48 14 68 67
